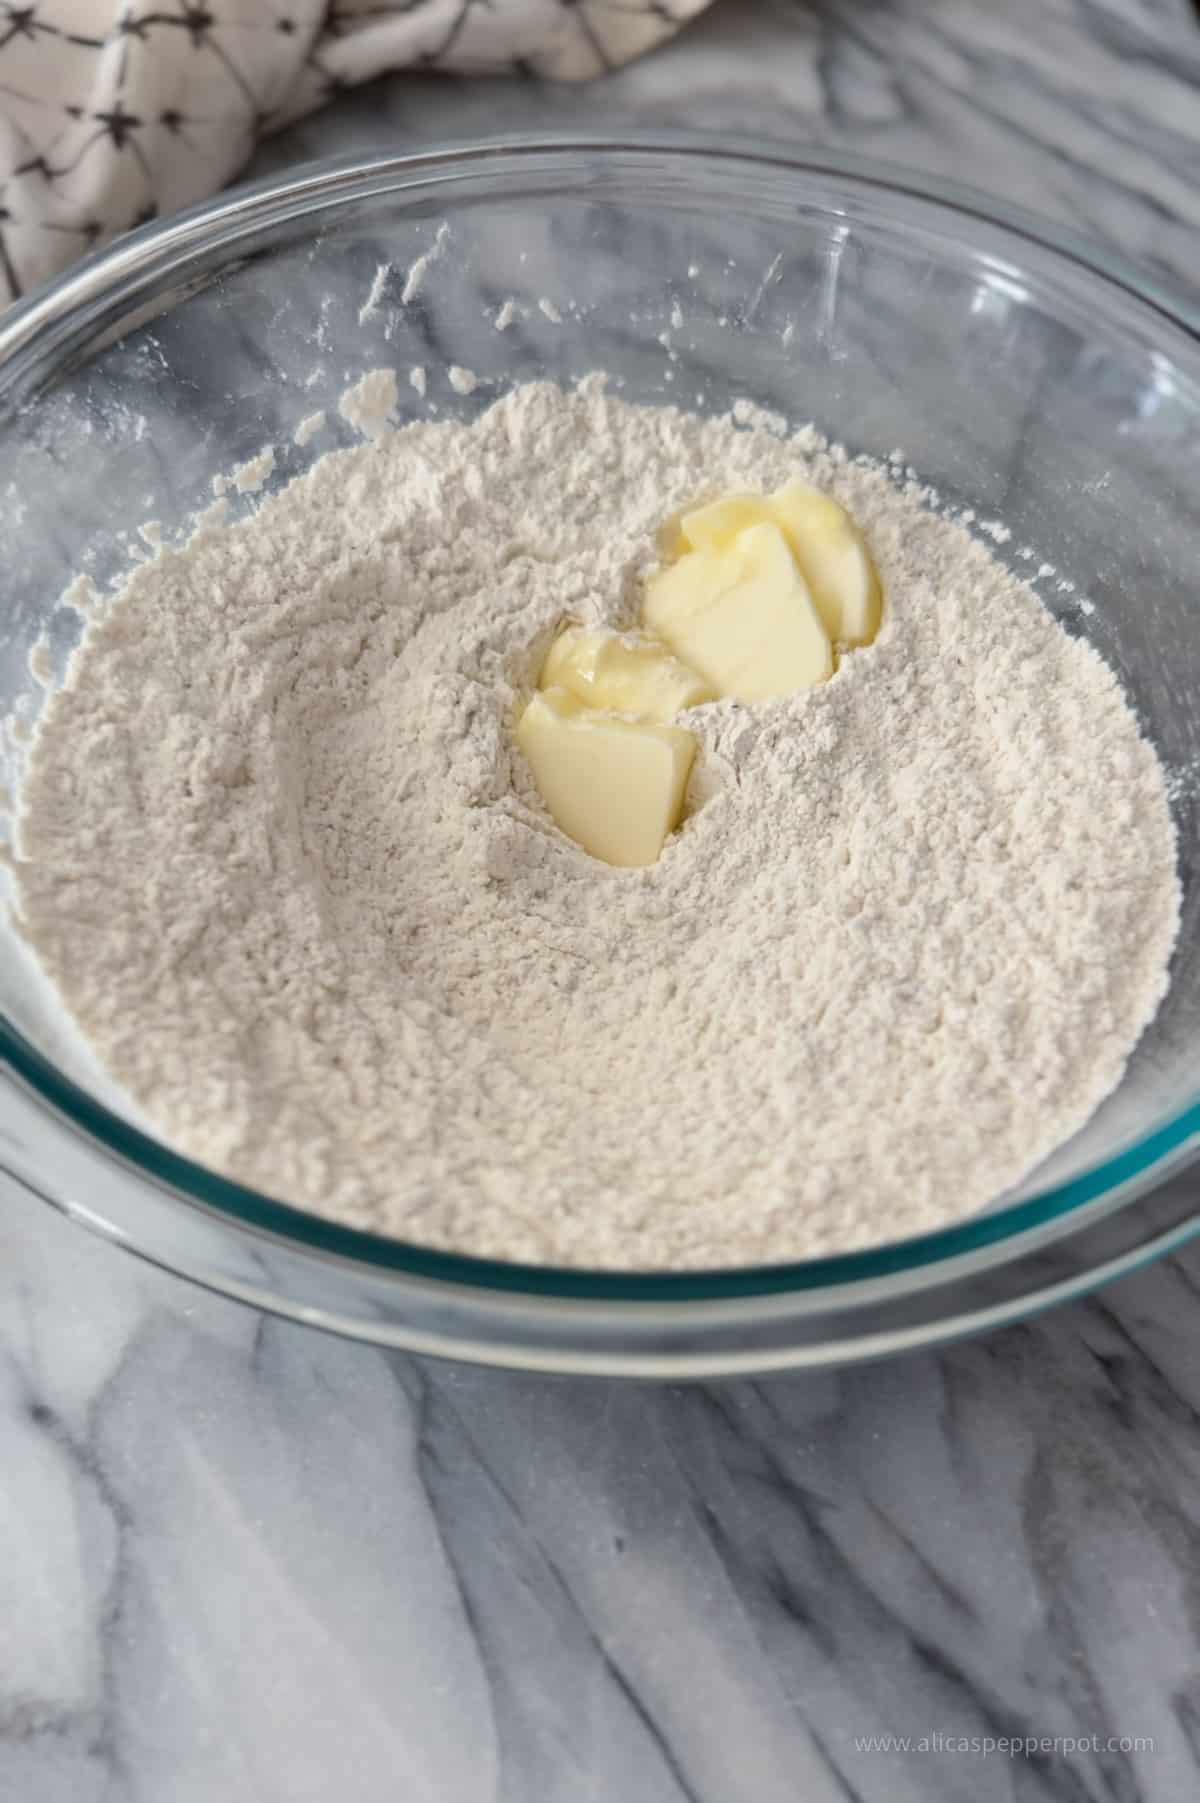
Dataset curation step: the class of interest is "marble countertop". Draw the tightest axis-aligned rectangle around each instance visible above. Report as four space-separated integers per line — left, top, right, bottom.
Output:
6 2 1200 1797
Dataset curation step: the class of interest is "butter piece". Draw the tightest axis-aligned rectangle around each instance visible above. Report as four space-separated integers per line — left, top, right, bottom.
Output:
644 520 833 702
770 480 881 645
677 492 766 554
516 687 696 868
678 482 881 647
540 626 714 720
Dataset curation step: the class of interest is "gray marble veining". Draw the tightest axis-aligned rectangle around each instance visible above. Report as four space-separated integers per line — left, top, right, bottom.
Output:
5 1 1200 1798
7 1181 1200 1802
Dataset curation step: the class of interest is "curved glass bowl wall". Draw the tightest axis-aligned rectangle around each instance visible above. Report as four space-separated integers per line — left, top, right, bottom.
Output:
0 139 1199 1374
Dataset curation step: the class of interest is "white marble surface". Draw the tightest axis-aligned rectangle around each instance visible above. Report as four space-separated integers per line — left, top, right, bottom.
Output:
6 1 1200 1797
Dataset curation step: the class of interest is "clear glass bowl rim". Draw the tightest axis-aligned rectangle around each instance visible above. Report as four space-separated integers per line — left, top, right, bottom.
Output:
2 130 1199 1310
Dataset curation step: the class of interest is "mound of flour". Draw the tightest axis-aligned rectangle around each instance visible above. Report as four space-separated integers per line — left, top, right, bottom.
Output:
12 379 1180 1268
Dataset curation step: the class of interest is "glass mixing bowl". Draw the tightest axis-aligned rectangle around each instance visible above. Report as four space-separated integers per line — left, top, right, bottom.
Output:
1 136 1199 1376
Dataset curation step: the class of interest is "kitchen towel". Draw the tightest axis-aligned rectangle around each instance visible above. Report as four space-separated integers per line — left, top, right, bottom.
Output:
0 0 710 303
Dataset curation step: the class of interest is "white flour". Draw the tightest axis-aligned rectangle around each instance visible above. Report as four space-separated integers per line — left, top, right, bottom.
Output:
293 410 325 448
337 368 398 439
12 379 1180 1268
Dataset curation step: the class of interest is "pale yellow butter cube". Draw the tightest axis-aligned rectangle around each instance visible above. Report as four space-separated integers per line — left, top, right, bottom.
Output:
644 520 833 702
770 480 881 645
540 626 713 720
678 492 766 554
673 482 882 648
516 687 696 868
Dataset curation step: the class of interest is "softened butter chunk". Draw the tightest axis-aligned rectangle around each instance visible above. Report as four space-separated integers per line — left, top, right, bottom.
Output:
675 492 765 554
516 687 696 868
769 480 881 645
679 482 882 646
644 520 833 702
540 625 714 720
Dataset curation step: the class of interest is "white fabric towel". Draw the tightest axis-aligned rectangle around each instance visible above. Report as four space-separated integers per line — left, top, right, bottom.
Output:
0 0 710 302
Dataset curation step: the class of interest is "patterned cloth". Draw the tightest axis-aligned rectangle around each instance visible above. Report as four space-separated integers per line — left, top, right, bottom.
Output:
0 0 710 304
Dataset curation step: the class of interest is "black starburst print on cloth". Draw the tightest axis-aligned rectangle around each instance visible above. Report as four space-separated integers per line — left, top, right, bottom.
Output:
0 0 711 302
